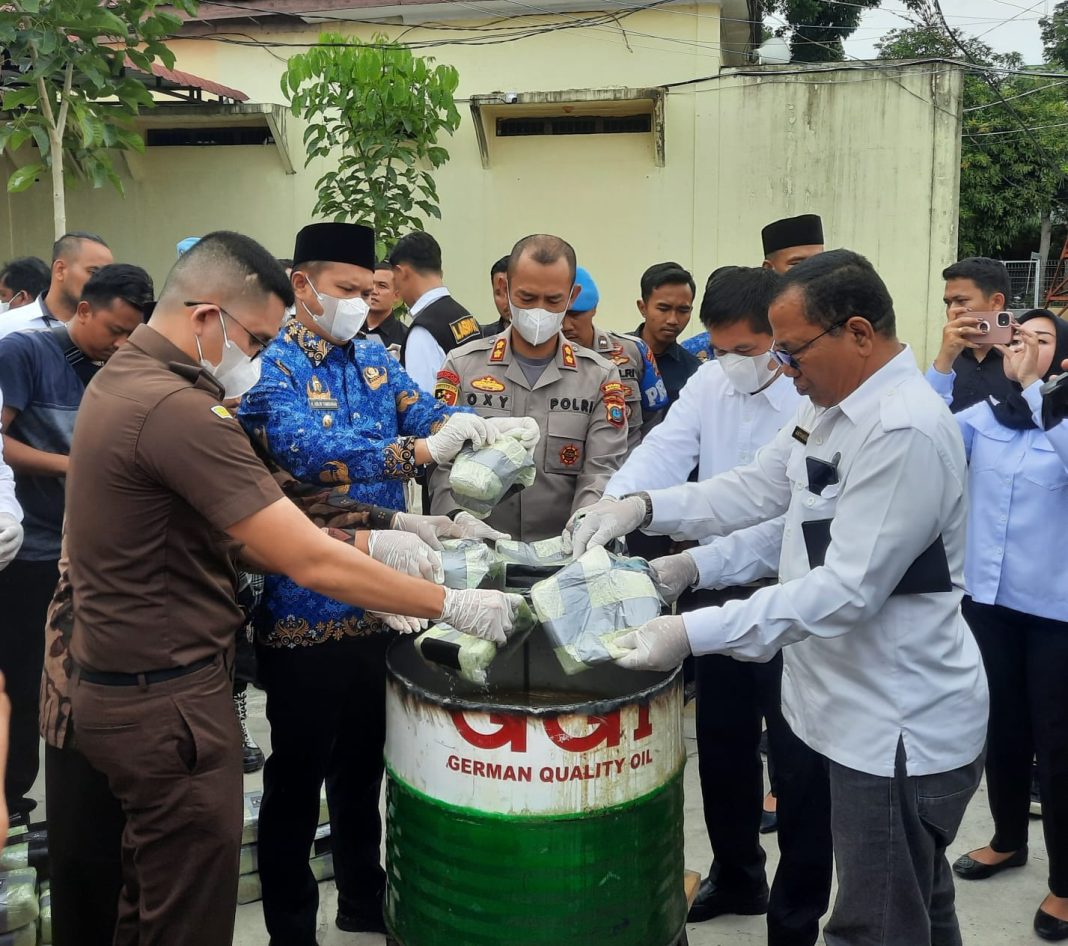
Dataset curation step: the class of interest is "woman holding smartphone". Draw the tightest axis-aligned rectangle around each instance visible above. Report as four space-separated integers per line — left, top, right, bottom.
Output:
947 309 1068 942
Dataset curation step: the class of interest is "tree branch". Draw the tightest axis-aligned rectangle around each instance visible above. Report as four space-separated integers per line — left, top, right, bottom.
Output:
29 46 57 133
55 62 74 140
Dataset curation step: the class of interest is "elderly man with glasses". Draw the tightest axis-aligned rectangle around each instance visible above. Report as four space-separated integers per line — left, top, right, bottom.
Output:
569 249 988 946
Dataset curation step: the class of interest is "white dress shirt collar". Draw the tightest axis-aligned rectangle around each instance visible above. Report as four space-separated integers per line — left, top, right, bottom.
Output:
409 285 450 318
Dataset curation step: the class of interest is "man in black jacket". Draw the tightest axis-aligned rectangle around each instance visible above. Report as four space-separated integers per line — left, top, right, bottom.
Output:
391 231 480 392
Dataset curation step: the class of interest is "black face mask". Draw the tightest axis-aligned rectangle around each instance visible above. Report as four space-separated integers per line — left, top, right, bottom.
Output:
987 309 1068 431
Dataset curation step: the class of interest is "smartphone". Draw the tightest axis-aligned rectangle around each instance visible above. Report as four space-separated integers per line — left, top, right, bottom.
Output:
973 310 1015 346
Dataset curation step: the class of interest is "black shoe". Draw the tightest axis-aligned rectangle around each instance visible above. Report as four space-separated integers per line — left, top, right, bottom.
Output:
952 847 1027 880
337 896 388 934
687 877 769 922
759 809 778 834
1032 765 1043 818
1035 908 1068 942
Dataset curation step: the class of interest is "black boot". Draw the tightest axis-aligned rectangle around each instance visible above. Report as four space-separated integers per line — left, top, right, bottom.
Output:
234 690 265 774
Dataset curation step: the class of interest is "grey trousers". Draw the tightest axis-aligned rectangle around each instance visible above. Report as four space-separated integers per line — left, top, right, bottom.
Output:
823 740 984 946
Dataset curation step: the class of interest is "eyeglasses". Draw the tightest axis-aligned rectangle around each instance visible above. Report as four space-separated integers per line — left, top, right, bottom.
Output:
185 301 274 359
770 320 847 371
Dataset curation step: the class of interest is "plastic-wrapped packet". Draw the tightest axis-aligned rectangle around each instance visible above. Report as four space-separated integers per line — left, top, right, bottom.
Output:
495 536 573 568
448 432 536 519
530 546 664 675
0 869 38 936
238 853 334 906
0 924 37 946
414 600 538 685
243 788 327 844
37 884 49 946
439 539 501 590
0 831 48 879
240 823 331 876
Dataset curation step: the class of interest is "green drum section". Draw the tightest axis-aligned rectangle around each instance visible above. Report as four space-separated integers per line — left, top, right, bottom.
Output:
384 772 686 946
383 632 687 946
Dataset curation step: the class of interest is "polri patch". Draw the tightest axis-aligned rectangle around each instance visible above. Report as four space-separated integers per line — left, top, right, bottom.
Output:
434 382 459 406
601 381 626 429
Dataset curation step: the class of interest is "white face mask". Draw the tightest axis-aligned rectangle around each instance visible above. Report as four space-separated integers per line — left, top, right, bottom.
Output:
508 283 572 346
0 301 8 315
302 276 368 343
718 351 782 395
196 314 262 400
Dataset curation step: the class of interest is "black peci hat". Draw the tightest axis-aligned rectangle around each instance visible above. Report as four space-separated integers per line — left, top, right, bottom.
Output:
761 214 824 257
292 222 375 270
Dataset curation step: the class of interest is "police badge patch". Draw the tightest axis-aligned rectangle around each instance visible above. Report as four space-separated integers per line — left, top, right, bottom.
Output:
559 443 581 467
601 382 627 429
434 369 460 406
471 375 505 393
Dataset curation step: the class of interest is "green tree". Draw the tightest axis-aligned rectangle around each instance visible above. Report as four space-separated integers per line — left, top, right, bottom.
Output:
282 34 461 258
759 0 925 63
1040 1 1068 71
0 0 196 239
878 21 1068 259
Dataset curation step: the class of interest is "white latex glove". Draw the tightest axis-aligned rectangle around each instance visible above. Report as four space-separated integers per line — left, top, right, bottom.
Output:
375 613 430 634
567 495 647 558
452 512 508 542
367 529 444 583
613 616 692 671
391 512 454 550
392 511 508 548
485 416 540 451
649 552 699 605
0 514 23 572
439 588 524 645
425 413 495 465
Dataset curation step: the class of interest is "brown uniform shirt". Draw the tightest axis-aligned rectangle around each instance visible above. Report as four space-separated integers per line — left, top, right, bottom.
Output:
67 325 283 673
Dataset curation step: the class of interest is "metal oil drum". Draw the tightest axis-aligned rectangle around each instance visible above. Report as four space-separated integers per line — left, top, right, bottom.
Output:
384 629 686 946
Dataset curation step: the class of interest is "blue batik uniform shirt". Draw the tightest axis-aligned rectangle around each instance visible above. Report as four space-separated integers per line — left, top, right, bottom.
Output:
681 331 713 363
238 317 459 648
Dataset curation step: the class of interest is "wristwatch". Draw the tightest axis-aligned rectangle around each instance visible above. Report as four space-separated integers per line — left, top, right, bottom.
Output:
624 491 654 528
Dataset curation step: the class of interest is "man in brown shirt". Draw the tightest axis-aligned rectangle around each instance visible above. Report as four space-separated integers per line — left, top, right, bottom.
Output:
66 231 521 946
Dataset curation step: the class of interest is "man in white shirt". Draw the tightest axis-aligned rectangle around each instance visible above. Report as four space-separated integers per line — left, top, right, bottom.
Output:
390 231 479 392
0 232 113 340
0 389 23 572
607 267 831 945
572 250 988 946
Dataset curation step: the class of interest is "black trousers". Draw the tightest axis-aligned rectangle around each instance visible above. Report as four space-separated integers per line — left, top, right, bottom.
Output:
0 558 58 815
962 598 1068 896
689 587 833 946
45 742 125 946
256 635 390 946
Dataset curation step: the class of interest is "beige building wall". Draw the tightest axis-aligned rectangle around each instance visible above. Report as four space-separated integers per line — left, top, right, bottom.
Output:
0 5 962 362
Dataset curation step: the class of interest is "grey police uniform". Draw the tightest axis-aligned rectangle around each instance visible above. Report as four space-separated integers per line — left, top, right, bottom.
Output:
430 330 629 541
590 327 664 454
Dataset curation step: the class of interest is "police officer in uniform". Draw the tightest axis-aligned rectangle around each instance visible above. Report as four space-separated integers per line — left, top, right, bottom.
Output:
429 234 629 541
65 231 520 946
561 266 668 453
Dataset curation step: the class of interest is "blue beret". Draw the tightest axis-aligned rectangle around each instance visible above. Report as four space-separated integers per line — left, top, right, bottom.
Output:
571 266 600 313
176 237 200 257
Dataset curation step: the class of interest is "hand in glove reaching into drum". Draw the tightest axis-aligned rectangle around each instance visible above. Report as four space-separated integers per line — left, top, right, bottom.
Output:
366 530 444 632
424 413 496 465
566 494 648 558
392 511 508 550
439 588 525 645
648 553 699 605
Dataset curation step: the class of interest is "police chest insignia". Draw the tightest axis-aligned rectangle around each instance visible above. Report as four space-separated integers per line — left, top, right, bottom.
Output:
559 443 581 467
471 375 505 393
601 381 627 428
449 316 479 344
434 369 461 406
792 426 810 445
490 338 507 363
210 405 233 419
561 344 577 369
363 366 388 390
306 377 339 411
610 345 631 367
